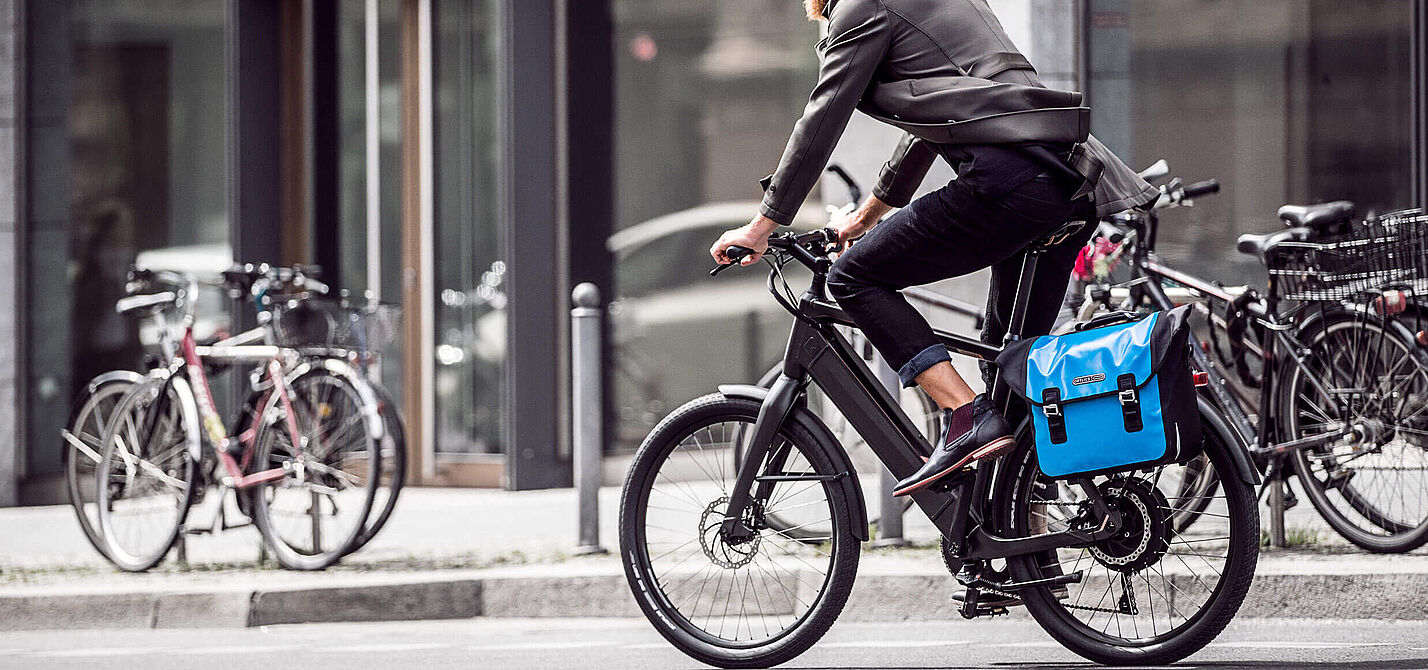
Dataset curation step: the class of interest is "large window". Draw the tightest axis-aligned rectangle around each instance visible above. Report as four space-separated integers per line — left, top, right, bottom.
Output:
1089 0 1419 284
431 0 505 455
337 0 405 399
609 0 821 450
25 0 231 480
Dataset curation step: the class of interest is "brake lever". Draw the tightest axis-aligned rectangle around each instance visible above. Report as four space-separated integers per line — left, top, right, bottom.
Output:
710 245 756 277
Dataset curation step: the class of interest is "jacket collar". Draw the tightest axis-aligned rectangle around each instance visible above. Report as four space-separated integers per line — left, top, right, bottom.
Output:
822 0 838 19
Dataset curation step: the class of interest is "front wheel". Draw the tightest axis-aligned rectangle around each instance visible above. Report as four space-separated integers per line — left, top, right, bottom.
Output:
1003 418 1259 666
95 374 201 572
619 393 859 669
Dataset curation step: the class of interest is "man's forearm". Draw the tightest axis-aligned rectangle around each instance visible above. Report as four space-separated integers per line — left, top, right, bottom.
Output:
856 194 894 227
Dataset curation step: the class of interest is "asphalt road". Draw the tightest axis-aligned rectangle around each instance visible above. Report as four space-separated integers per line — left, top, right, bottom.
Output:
2 617 1427 669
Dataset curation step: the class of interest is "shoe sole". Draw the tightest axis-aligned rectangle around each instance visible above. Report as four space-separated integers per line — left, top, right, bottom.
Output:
893 436 1015 497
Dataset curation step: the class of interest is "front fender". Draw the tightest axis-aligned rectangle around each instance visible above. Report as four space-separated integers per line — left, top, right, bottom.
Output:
718 384 870 541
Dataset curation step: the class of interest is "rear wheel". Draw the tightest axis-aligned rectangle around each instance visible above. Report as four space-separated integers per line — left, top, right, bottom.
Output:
1284 313 1428 552
1004 418 1259 665
619 394 858 669
250 364 382 570
63 371 144 560
347 381 406 553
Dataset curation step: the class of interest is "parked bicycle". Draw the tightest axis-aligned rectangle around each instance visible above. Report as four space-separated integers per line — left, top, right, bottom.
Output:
1074 171 1428 552
65 264 404 571
620 224 1259 667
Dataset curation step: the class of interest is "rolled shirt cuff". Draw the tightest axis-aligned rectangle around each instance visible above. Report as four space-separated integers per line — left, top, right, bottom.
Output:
897 343 951 388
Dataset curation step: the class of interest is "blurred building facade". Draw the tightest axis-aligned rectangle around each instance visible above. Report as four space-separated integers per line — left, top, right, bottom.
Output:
0 0 1424 505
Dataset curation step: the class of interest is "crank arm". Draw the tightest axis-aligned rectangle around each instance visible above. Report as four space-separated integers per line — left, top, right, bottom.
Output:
992 571 1083 592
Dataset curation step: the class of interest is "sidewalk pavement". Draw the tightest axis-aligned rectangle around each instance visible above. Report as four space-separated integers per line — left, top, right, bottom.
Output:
2 484 1426 630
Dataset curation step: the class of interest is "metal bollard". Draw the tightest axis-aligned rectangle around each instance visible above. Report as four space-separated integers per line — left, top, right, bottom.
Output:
871 351 911 547
1268 476 1287 548
572 283 609 555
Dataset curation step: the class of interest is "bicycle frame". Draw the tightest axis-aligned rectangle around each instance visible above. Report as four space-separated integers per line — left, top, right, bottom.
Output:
1120 211 1356 469
718 235 1121 561
177 324 296 489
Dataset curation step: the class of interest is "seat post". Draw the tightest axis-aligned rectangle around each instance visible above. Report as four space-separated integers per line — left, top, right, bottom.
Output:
988 248 1042 415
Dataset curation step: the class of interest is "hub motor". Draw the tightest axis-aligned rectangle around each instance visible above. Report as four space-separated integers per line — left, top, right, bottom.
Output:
1088 477 1170 574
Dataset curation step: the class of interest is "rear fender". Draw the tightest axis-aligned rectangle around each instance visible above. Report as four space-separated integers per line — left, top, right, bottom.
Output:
1199 396 1260 485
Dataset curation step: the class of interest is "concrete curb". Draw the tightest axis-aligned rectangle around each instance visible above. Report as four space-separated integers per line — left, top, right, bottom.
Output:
3 571 1427 631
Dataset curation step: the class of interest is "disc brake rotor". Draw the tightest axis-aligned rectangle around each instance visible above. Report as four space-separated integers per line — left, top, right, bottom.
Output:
699 496 760 569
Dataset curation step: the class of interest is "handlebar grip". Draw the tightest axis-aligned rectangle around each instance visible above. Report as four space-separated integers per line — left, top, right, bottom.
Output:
1182 179 1220 199
711 245 756 276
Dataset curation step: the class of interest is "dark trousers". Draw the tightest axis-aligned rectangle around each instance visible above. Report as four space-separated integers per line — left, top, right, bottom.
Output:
826 173 1091 394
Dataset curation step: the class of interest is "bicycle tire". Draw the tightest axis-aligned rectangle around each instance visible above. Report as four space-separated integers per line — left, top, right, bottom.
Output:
63 371 144 560
1283 311 1428 552
1005 415 1259 665
620 393 859 669
348 381 407 553
95 374 202 572
250 362 383 570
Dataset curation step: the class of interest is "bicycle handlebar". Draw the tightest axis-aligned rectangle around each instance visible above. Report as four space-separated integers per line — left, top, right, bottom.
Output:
1182 179 1221 199
710 228 841 277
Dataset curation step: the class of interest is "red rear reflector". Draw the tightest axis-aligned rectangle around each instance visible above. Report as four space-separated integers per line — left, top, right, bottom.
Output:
1193 371 1210 387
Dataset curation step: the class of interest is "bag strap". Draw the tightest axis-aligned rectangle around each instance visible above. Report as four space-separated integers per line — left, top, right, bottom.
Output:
1041 387 1067 444
1117 373 1143 433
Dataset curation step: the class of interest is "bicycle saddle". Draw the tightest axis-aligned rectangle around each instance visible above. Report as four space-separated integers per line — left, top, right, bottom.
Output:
1236 227 1310 259
1277 201 1355 230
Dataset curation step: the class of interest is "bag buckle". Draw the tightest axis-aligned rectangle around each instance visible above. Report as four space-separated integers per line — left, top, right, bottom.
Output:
1116 374 1143 433
1041 388 1067 444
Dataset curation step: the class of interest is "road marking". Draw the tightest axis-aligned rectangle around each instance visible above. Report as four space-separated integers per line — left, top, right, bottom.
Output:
323 643 448 654
1213 641 1396 649
820 640 972 648
27 648 174 658
984 641 1067 648
467 641 619 652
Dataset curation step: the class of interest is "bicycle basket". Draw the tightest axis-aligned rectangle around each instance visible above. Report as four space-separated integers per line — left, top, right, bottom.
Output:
1266 210 1428 302
269 297 401 354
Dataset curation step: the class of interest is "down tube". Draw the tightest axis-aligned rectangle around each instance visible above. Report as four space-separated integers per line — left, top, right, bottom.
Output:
795 321 962 538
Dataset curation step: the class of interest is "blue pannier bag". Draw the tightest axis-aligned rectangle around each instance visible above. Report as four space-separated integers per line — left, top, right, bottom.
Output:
995 306 1200 478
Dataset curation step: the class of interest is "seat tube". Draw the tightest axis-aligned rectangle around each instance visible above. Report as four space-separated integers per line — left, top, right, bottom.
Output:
989 250 1041 414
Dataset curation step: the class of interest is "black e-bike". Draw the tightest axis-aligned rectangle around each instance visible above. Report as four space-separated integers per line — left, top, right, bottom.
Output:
619 224 1260 668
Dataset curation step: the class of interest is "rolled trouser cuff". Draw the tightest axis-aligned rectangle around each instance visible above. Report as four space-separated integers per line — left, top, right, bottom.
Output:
897 343 951 388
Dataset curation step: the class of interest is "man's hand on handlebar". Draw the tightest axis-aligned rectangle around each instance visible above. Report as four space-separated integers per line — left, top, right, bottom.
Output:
829 194 893 245
710 214 780 266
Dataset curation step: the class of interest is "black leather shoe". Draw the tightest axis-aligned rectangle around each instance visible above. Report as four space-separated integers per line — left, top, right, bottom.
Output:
894 395 1013 497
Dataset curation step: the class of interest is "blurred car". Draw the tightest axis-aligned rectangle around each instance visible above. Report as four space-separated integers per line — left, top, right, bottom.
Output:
607 201 824 451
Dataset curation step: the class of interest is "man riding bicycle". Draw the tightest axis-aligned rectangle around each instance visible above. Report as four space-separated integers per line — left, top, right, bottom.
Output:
710 0 1158 496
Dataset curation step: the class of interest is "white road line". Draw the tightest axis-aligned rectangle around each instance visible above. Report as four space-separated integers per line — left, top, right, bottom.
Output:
819 640 972 649
322 643 448 654
26 648 175 658
1213 641 1396 649
467 641 620 652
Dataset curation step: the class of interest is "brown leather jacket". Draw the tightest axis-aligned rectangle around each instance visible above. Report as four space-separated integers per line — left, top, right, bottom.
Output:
758 0 1158 225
